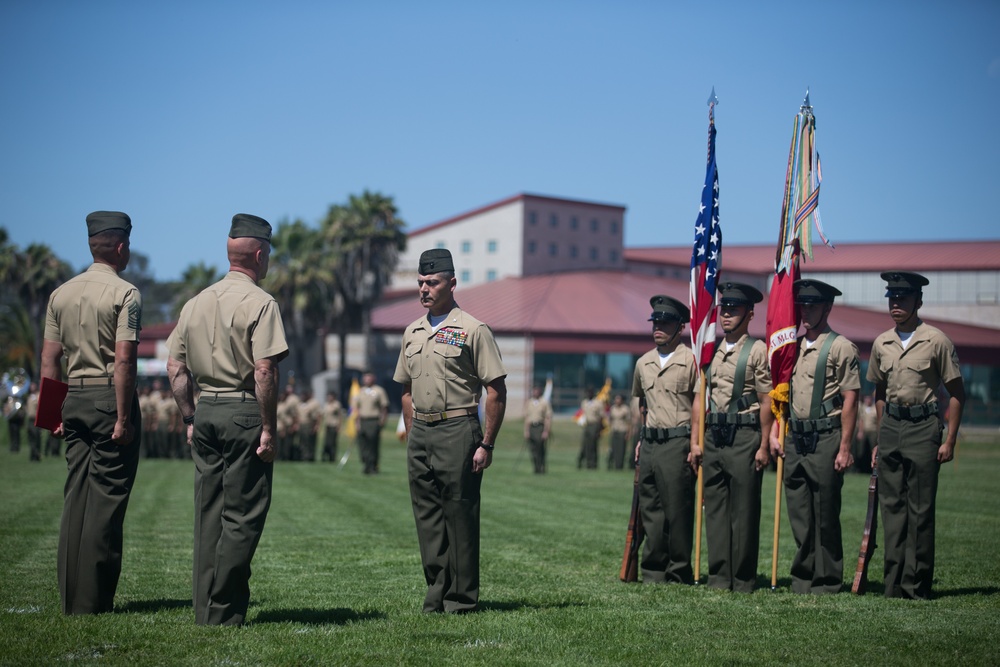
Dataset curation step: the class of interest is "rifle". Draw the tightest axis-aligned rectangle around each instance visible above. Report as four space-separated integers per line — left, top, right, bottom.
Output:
619 399 647 582
851 461 879 594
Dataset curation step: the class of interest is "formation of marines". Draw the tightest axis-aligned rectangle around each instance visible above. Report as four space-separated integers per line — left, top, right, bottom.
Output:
28 208 968 623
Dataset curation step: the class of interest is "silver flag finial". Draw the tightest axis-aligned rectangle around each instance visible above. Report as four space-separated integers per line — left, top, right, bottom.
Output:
708 86 719 107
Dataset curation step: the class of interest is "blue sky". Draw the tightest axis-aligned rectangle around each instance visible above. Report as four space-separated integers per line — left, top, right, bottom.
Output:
2 1 998 281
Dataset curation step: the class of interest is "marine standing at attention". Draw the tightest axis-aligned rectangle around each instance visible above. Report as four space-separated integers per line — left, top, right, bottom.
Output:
523 384 552 474
631 295 698 584
693 282 773 592
394 248 507 613
769 279 860 594
166 214 288 625
866 271 965 600
40 210 142 614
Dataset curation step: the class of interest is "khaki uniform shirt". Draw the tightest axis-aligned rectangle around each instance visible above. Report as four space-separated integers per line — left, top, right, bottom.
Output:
278 393 301 436
708 335 772 413
393 305 507 413
866 322 961 405
609 403 631 433
632 344 697 429
44 263 142 377
323 400 343 428
166 271 288 391
789 330 861 419
298 397 322 430
140 392 158 428
524 398 552 425
353 385 389 419
158 392 178 430
581 398 605 425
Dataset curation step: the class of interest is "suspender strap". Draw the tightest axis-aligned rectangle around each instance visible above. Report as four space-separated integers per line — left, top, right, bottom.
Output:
707 338 757 413
808 332 839 420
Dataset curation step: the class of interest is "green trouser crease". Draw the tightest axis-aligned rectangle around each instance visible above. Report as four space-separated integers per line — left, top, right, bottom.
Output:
528 423 546 473
407 415 484 613
191 395 272 625
58 386 140 614
638 435 694 583
358 417 381 473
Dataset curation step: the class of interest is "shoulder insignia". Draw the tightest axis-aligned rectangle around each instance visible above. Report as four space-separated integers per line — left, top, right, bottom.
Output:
128 300 142 332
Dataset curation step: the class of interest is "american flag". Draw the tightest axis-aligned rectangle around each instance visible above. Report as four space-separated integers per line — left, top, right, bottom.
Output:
689 95 721 371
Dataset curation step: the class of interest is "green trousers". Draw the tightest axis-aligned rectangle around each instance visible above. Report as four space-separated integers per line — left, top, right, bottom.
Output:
878 414 942 599
191 394 272 625
703 425 763 592
783 427 845 594
579 422 600 469
58 386 140 614
527 423 546 474
407 415 484 613
638 435 694 583
358 417 381 474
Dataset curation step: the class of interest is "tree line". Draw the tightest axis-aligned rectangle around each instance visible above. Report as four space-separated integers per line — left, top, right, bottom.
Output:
0 191 406 394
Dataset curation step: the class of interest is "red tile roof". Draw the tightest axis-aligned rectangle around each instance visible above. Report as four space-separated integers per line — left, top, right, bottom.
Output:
626 240 1000 273
373 270 999 362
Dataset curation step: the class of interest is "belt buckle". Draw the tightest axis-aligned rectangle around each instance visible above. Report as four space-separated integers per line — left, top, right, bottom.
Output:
438 412 447 422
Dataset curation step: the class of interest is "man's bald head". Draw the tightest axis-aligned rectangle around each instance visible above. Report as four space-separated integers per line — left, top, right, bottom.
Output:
227 236 270 282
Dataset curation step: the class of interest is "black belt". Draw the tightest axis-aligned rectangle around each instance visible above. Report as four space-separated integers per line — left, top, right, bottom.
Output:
788 417 841 434
529 422 544 427
642 425 691 442
885 402 937 422
705 412 760 427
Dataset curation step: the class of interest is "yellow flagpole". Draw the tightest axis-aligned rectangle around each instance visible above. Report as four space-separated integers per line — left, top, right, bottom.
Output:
770 413 786 590
694 373 706 585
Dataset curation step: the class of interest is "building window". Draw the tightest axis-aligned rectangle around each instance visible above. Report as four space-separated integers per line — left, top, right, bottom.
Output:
436 241 446 249
486 269 497 282
609 249 618 263
590 218 599 231
610 220 618 234
528 240 537 254
529 211 537 226
570 216 579 230
590 247 598 260
569 245 578 258
487 239 497 253
461 240 471 253
549 243 558 257
550 213 558 227
461 269 471 282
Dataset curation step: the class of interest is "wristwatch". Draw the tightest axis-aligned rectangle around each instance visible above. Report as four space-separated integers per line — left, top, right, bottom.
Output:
182 415 195 425
479 442 495 451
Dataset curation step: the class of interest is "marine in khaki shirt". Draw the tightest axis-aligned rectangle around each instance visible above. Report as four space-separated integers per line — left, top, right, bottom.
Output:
630 296 699 583
768 279 860 594
40 211 141 615
393 248 507 614
693 282 773 593
523 385 552 474
865 271 965 600
166 213 288 625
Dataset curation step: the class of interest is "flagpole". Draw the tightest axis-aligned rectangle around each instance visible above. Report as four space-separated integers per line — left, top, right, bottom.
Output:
694 373 706 585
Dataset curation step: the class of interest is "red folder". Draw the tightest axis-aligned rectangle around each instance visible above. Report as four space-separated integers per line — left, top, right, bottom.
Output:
35 377 69 432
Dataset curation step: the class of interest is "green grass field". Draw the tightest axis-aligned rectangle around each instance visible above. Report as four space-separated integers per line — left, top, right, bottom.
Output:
1 420 998 666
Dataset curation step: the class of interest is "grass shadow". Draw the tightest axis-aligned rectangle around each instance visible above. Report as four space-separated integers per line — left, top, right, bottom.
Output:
933 586 1000 598
116 598 192 613
477 599 586 613
251 607 387 625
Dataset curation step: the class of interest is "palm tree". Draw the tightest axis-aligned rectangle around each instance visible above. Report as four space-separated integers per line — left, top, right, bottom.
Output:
320 190 406 395
17 243 74 377
171 262 221 319
0 303 36 377
263 219 336 383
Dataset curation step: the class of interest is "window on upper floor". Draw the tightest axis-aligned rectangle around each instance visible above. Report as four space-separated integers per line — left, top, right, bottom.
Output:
461 240 471 253
569 245 578 258
570 216 579 230
486 269 497 282
610 220 618 234
591 218 599 232
529 211 537 225
549 243 558 257
461 270 471 282
528 240 537 254
550 213 558 227
590 247 598 260
487 240 497 253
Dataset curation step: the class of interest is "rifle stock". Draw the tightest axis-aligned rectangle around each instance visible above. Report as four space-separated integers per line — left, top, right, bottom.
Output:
619 399 647 582
851 462 879 594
